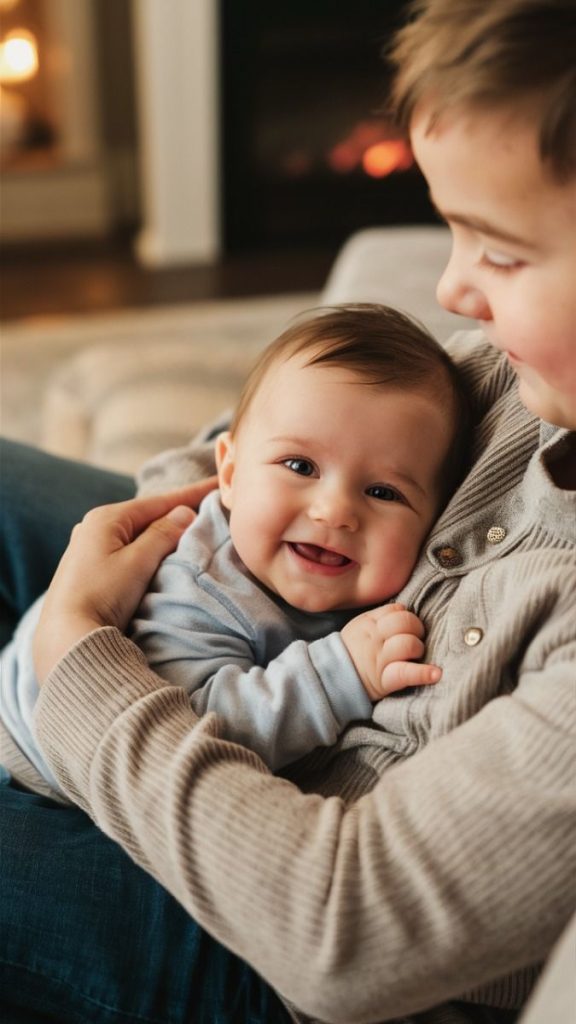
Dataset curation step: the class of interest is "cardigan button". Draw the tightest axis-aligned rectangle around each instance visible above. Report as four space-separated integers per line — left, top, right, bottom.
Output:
487 526 506 544
435 545 463 568
464 627 483 647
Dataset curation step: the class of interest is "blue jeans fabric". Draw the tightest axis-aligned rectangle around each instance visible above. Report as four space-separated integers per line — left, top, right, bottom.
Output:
0 441 291 1023
0 782 291 1024
0 439 135 648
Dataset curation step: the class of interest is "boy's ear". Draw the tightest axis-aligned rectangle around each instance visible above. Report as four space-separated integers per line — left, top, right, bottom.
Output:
215 431 235 509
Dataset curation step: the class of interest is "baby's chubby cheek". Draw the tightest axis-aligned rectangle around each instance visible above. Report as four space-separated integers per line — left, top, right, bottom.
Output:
367 533 429 603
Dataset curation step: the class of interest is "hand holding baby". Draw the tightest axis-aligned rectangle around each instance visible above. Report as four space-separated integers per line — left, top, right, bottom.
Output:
341 603 441 702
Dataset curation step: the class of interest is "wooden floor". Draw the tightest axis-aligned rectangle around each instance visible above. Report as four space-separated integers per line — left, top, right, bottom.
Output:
0 237 338 321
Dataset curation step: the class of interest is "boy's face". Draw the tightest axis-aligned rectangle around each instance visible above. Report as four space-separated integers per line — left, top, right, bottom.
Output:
411 106 576 429
216 355 452 613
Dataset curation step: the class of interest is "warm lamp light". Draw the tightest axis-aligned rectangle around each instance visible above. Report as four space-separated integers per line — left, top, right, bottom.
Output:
0 29 39 84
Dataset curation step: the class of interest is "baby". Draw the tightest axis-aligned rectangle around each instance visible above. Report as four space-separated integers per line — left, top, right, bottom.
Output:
1 303 470 792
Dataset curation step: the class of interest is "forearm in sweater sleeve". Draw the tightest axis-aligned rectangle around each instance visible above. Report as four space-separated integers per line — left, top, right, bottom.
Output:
34 627 576 1024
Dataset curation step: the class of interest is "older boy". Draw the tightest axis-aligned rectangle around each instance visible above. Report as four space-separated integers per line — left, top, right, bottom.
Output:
1 2 575 1023
1 305 467 790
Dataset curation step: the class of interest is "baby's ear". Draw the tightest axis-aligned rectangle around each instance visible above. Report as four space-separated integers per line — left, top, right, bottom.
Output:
215 431 235 509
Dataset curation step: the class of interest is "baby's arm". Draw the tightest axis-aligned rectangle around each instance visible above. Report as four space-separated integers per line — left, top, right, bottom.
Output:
341 603 441 701
132 557 372 771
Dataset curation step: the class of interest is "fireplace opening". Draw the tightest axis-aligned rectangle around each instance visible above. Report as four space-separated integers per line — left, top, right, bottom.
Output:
220 1 436 253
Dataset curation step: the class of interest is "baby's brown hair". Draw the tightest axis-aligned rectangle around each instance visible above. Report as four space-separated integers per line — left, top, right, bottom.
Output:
230 303 471 508
388 0 576 182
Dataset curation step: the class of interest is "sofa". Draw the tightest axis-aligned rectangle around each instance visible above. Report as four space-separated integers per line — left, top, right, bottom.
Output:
41 226 475 477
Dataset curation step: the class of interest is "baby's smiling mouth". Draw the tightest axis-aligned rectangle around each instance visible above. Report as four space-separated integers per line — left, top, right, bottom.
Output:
289 542 352 567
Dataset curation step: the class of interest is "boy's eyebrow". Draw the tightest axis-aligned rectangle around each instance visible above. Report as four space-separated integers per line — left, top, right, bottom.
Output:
429 196 537 250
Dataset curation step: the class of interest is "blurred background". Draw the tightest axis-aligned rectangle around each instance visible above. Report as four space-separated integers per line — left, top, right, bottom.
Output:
0 0 437 319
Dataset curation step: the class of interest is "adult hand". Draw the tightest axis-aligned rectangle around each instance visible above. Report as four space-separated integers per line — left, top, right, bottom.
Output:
33 478 218 684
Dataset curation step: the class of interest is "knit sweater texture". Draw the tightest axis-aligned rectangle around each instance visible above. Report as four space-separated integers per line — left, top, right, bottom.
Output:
34 333 576 1024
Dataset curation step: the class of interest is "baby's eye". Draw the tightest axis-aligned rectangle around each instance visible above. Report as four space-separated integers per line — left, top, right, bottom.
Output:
283 457 315 476
366 484 403 502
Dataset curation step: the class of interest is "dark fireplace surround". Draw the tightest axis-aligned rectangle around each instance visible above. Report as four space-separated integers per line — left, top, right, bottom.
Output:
220 1 437 252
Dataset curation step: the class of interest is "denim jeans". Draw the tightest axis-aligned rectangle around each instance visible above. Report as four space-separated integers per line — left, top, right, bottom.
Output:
0 439 135 647
0 440 291 1023
0 781 291 1024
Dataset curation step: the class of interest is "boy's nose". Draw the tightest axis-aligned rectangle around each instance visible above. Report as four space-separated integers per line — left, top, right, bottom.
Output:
436 260 491 322
308 488 359 531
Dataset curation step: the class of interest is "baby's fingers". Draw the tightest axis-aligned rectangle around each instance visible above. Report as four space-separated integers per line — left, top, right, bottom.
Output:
379 659 442 696
374 607 425 642
380 631 426 665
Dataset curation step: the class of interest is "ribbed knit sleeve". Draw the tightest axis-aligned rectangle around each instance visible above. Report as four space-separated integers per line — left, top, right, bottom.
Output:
35 621 576 1023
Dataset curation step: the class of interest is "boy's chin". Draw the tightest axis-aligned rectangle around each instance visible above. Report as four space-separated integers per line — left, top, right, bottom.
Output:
517 377 576 429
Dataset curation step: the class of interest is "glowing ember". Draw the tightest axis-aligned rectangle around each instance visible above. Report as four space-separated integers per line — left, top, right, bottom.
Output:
327 141 358 174
327 120 413 178
362 140 413 178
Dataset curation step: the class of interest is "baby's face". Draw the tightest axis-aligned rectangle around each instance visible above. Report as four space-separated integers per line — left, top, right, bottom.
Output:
217 356 453 613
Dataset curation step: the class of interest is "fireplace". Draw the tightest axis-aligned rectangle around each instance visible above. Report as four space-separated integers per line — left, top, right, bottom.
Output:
220 1 436 252
0 0 436 262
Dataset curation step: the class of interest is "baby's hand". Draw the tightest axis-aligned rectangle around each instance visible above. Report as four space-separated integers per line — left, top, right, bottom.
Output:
341 603 441 702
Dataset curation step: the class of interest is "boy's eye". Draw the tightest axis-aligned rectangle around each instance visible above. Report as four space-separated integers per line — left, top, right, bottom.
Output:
479 249 522 273
283 457 315 476
366 484 402 502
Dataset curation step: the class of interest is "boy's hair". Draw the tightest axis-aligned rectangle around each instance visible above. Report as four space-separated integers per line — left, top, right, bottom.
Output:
231 303 471 506
388 0 576 182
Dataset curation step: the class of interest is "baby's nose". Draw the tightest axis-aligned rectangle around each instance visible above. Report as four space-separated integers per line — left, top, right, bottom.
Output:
309 488 359 530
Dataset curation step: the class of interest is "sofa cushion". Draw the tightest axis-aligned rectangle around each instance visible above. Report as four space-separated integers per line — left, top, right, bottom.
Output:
322 226 475 341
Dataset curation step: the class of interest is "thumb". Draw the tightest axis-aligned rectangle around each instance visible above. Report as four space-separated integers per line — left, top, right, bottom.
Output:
127 504 196 579
166 504 197 528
